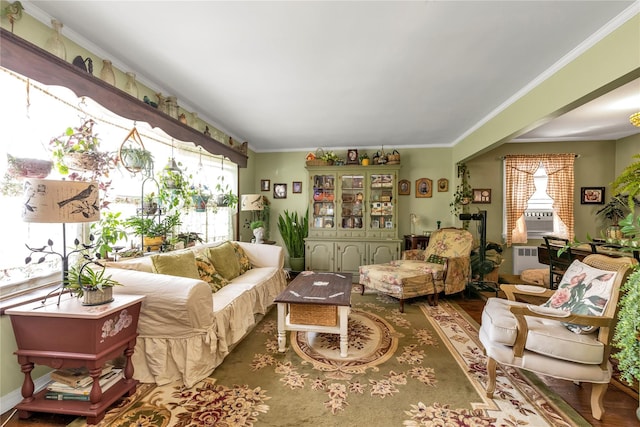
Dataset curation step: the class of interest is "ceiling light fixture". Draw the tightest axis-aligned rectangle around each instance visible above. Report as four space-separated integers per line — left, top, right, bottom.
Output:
630 112 640 127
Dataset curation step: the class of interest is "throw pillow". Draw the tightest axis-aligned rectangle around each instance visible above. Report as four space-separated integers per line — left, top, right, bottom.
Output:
232 242 252 274
195 254 229 292
207 242 242 281
150 251 200 280
426 254 447 265
541 259 617 334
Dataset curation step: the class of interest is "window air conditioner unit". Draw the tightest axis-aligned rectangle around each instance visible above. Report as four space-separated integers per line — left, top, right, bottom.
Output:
524 209 554 238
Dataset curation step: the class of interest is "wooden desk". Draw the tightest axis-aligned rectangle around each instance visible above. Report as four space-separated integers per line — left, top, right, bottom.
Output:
7 294 144 425
538 243 638 265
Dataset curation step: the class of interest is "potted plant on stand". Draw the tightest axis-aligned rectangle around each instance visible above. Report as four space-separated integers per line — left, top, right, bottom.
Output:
126 212 182 252
66 260 121 306
595 194 638 241
277 208 308 272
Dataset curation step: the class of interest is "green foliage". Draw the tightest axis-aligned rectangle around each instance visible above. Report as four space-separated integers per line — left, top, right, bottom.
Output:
613 266 640 385
612 153 640 209
65 264 120 298
158 162 196 212
250 220 265 230
277 208 309 258
595 194 638 225
120 147 154 175
450 162 472 215
91 211 128 259
126 212 182 238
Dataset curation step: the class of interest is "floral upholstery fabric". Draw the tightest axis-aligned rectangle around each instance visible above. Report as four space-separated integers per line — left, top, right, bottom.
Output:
541 259 617 334
359 228 473 302
231 242 253 274
195 254 230 292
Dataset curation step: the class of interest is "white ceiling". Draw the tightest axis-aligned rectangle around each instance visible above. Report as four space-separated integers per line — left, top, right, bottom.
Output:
25 1 640 153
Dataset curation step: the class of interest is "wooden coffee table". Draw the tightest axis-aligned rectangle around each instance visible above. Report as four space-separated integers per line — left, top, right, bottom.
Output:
274 271 352 357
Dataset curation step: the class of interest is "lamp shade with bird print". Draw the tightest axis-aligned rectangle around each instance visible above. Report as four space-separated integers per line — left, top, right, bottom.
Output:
22 179 100 223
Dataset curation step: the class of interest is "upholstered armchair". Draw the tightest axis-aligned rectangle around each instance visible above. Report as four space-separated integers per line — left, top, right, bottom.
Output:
479 254 637 420
359 228 473 312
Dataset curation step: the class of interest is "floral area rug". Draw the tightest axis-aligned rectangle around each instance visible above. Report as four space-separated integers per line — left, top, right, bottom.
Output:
73 288 589 426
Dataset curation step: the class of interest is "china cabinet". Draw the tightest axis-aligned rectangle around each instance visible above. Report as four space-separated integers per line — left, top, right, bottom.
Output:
305 164 402 276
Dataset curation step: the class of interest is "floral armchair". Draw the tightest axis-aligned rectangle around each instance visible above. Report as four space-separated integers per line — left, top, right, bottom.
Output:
358 228 473 312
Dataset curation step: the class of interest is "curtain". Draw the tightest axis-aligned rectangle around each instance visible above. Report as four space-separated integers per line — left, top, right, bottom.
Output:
505 156 539 246
504 154 574 246
541 155 575 241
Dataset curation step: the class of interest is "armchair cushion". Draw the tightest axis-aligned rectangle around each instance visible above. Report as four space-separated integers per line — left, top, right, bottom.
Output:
481 297 605 364
541 259 617 334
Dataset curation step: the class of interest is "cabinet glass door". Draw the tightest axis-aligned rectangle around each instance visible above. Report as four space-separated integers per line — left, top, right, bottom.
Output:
311 174 335 232
369 173 395 232
339 174 364 231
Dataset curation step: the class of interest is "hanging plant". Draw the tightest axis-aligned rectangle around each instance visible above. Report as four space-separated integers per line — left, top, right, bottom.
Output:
118 127 154 176
49 118 117 210
450 162 472 215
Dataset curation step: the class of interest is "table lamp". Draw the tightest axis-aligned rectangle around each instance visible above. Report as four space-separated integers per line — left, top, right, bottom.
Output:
241 194 265 242
22 179 100 304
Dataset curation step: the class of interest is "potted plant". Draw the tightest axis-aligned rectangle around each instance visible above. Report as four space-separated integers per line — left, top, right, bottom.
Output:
119 146 154 175
172 231 203 248
596 195 638 240
91 211 128 260
212 175 238 210
277 208 309 271
359 152 370 166
158 161 196 212
610 157 640 417
250 220 265 243
65 260 120 305
126 213 182 251
450 162 472 215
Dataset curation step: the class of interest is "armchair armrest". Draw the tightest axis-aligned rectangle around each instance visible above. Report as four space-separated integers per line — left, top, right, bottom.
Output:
442 256 470 286
508 305 614 357
402 249 425 261
500 284 555 301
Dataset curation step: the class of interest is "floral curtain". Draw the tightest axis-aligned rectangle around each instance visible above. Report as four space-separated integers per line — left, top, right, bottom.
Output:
504 154 575 246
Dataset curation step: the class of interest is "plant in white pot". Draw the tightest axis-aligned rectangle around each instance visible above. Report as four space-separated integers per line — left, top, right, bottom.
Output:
250 220 266 244
277 208 308 272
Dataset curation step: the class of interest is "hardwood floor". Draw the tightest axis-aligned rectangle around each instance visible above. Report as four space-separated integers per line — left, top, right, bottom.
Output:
2 292 638 426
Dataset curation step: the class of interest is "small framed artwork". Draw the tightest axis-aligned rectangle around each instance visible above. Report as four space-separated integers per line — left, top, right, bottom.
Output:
398 179 410 195
385 220 393 229
437 178 449 192
292 181 302 193
415 178 432 198
472 188 491 203
581 187 605 204
273 183 287 199
346 149 359 165
260 179 270 191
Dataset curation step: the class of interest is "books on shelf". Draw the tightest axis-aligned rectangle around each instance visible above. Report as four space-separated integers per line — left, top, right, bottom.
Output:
50 363 114 389
45 369 123 400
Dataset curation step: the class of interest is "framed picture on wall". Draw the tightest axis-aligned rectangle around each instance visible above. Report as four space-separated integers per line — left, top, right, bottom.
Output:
292 181 302 193
581 187 605 204
398 179 410 195
261 179 270 191
274 183 287 199
472 188 491 203
415 178 432 198
346 149 359 164
437 178 449 192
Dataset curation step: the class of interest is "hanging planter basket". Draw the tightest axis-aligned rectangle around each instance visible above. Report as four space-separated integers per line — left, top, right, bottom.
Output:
119 127 153 175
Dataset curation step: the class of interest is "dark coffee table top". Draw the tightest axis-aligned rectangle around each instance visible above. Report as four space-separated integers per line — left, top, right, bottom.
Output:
274 272 352 306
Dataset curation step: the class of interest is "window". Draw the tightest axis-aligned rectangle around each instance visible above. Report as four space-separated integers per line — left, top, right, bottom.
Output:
503 154 575 246
0 68 237 297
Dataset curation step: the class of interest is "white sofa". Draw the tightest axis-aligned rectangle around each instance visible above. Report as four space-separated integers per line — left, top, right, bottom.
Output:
105 241 286 388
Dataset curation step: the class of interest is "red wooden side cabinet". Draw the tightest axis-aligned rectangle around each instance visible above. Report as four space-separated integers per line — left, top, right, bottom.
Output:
6 294 144 425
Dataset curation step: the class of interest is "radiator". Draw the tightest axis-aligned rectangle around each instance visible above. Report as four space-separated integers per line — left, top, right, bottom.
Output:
512 246 547 274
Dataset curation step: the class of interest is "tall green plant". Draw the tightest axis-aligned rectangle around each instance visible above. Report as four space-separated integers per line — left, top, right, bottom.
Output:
277 208 309 258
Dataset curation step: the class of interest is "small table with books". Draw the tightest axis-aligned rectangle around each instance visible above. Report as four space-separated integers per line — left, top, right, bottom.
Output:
6 293 144 425
274 271 352 357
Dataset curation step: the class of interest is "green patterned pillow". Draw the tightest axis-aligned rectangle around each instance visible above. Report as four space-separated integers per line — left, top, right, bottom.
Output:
426 254 447 265
232 242 252 274
207 242 242 280
150 251 200 279
195 254 229 292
